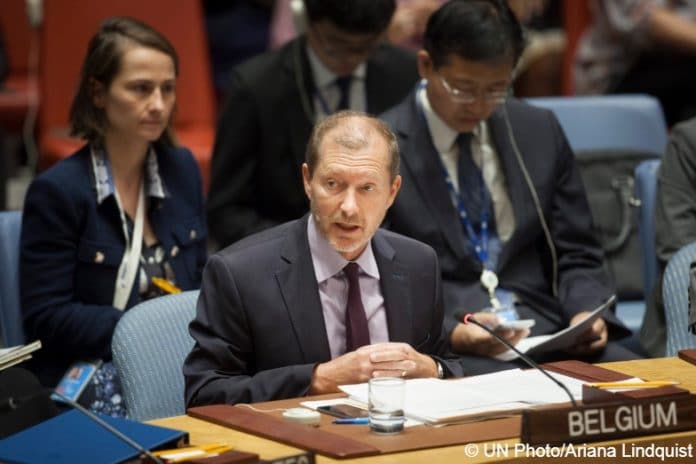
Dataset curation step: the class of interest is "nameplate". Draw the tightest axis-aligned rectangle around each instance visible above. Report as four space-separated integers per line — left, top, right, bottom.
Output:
520 395 696 446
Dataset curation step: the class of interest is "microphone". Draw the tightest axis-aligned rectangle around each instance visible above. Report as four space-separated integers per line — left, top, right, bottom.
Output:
52 391 165 464
463 314 578 408
0 367 58 438
0 388 51 413
1 368 164 463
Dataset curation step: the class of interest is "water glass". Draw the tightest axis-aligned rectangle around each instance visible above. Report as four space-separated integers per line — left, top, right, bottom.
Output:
368 377 405 434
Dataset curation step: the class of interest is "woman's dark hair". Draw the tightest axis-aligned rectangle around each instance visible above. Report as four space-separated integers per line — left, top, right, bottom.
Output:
303 0 396 34
424 0 526 69
69 16 179 147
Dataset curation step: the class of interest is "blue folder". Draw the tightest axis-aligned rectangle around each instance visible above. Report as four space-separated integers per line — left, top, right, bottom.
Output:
0 409 188 463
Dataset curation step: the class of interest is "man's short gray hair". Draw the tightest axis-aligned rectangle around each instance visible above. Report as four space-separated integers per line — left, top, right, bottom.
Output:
305 110 400 180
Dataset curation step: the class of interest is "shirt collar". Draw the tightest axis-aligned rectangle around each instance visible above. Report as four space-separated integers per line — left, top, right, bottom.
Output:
306 44 366 90
417 80 484 152
307 214 380 284
90 144 168 204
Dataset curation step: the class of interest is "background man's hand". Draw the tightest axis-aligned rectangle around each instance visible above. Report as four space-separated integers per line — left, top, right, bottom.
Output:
566 311 608 355
450 312 530 356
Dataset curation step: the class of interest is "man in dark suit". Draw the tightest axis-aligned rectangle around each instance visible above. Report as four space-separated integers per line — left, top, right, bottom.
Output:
207 0 419 249
381 0 638 374
185 112 462 406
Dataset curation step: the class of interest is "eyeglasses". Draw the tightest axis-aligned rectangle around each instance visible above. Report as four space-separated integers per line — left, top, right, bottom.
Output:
438 74 509 105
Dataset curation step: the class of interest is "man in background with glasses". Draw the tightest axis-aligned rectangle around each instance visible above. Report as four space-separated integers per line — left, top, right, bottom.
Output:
207 0 419 250
381 0 639 375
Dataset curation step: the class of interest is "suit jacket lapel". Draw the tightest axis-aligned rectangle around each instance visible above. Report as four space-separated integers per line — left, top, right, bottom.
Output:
487 106 534 270
283 37 316 169
394 93 470 261
274 216 332 362
365 47 392 114
372 232 412 343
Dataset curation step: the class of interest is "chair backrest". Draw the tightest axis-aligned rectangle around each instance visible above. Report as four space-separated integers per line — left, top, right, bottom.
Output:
527 94 667 298
112 290 199 421
526 94 668 155
634 159 660 299
0 0 36 133
0 0 32 79
0 210 24 347
662 242 696 356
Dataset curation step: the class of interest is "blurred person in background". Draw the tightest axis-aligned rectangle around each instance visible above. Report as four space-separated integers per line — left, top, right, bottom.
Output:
382 0 638 374
207 0 419 249
642 116 696 356
575 0 696 126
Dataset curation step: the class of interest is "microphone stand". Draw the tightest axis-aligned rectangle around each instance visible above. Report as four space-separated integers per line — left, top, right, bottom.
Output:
52 391 164 464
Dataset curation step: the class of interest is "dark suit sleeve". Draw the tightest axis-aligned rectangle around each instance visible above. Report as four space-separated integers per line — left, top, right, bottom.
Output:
206 72 279 249
546 115 613 319
20 177 122 360
184 254 316 406
655 121 696 265
424 247 466 378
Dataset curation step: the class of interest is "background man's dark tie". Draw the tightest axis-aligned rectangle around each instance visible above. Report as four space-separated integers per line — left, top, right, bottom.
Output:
344 262 370 351
334 75 353 112
456 132 484 227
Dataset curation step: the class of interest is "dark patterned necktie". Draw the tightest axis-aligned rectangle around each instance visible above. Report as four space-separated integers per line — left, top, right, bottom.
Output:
334 75 353 112
456 132 484 227
344 262 370 351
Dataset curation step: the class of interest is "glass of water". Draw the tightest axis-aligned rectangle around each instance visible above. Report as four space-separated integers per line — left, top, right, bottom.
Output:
368 377 405 434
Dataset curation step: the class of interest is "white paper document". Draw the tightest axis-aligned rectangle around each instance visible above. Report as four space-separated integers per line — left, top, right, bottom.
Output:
495 295 616 362
339 368 585 425
0 340 42 371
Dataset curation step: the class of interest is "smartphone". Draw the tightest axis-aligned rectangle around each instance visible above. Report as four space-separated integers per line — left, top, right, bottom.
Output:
51 359 103 403
317 403 369 419
495 319 536 331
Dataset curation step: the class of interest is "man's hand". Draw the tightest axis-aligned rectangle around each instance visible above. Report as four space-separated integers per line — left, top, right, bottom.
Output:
309 342 438 394
566 312 608 355
450 312 530 356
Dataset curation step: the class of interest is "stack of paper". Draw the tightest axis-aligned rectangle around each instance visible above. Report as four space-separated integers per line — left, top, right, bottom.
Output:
0 340 41 371
339 369 586 425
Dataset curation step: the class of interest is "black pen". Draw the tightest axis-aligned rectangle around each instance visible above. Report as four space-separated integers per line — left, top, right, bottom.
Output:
333 418 369 424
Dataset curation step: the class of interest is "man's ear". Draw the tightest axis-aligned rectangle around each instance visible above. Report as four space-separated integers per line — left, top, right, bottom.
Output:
302 163 312 199
417 50 433 80
386 174 402 208
90 78 106 108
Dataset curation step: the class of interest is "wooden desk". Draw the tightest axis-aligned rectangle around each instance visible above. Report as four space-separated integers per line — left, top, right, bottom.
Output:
150 358 696 463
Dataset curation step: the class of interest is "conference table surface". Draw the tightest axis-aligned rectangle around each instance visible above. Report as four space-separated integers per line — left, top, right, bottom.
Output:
150 357 696 463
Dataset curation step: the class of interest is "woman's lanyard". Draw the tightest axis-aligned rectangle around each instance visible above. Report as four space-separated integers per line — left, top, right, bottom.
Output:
112 181 145 310
416 83 501 308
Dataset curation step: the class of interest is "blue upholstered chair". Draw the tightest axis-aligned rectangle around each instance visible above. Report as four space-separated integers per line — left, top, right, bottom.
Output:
634 160 661 304
0 210 25 347
111 290 199 421
526 94 668 154
527 95 668 335
662 242 696 356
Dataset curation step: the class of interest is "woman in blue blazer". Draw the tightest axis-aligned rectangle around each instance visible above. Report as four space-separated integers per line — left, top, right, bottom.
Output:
20 17 207 416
